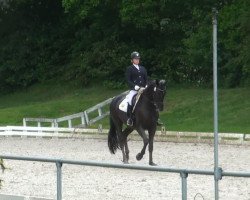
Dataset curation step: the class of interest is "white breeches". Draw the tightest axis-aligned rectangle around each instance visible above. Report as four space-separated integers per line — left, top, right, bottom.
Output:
126 90 138 105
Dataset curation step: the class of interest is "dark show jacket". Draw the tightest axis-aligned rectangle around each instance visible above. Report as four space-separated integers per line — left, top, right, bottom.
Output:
126 65 147 90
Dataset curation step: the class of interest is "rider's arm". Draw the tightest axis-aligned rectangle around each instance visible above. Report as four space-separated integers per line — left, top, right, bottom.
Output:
126 66 137 90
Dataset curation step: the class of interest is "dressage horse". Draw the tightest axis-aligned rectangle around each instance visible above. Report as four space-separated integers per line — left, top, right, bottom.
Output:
108 80 166 165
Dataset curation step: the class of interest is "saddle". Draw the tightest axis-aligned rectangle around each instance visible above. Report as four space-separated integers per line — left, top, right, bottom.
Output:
118 93 141 113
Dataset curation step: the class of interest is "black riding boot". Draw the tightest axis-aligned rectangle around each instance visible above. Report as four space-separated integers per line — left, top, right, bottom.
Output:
157 119 164 126
127 104 133 126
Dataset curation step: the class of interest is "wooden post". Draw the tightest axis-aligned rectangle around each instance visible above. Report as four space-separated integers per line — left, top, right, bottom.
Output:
81 114 86 127
98 108 102 116
68 120 72 128
84 111 89 126
23 118 27 127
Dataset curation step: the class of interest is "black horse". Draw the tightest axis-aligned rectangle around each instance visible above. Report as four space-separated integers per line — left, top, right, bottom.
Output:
108 80 166 165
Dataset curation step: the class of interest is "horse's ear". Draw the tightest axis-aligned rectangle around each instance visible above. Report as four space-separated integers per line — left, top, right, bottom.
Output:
155 79 159 86
159 79 166 85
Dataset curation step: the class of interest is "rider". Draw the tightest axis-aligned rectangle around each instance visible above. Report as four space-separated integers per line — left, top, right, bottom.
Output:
125 51 163 126
125 51 147 126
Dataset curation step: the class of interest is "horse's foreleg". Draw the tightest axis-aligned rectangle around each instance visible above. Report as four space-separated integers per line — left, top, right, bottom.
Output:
136 127 149 161
148 129 157 166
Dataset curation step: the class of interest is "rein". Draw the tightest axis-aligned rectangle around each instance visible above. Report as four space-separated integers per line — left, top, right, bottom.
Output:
156 88 164 92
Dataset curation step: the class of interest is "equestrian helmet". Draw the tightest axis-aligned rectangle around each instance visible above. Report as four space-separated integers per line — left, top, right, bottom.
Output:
131 51 140 59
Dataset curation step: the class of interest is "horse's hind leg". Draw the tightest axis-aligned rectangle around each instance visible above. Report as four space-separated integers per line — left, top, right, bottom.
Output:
117 129 127 164
113 124 129 164
112 119 127 164
122 127 134 162
136 127 149 161
148 128 157 166
120 142 128 164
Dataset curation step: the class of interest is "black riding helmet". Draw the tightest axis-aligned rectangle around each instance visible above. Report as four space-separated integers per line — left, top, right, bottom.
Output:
131 51 140 59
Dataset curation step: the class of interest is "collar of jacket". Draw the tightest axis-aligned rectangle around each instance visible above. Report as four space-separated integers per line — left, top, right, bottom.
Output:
132 64 139 70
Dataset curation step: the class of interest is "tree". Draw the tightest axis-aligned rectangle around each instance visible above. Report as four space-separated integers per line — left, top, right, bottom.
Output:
0 0 249 92
183 0 250 87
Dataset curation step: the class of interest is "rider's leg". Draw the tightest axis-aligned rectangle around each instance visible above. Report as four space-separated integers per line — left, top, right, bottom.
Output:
126 90 137 126
127 104 133 126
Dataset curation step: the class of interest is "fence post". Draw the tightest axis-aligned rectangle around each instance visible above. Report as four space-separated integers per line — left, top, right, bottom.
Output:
84 111 89 126
180 171 188 200
56 161 62 200
68 120 72 128
23 118 27 127
212 8 220 200
54 119 58 128
81 113 86 127
98 108 102 116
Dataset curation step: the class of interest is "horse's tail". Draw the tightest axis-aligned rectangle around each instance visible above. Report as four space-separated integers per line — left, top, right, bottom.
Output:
108 116 119 154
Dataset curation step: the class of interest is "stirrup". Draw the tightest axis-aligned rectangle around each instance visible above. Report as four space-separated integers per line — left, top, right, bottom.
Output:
127 118 133 126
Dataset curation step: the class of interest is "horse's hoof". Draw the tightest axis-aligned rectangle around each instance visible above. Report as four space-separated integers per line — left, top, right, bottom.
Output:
123 160 129 164
136 153 143 161
126 154 129 161
149 162 157 166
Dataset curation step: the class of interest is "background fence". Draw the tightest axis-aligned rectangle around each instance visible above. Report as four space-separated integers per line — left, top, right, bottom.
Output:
23 91 128 128
0 126 249 145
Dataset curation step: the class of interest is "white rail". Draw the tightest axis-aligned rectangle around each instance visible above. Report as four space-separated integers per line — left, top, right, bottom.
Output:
0 126 249 145
23 91 128 128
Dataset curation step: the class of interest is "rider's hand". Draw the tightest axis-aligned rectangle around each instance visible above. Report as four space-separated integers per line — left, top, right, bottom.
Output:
134 85 140 90
138 87 145 94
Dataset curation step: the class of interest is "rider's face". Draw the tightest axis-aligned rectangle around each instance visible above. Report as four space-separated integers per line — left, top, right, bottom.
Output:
132 58 140 65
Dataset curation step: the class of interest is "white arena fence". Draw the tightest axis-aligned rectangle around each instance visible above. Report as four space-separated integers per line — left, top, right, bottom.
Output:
22 91 129 128
0 126 249 145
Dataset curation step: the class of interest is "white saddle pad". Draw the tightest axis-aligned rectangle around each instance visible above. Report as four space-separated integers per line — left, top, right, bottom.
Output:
119 97 128 112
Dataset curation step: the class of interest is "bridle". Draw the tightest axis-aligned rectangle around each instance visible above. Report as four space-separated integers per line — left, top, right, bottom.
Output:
143 86 165 110
153 87 165 111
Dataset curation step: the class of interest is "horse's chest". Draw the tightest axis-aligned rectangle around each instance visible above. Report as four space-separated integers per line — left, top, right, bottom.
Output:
136 111 157 128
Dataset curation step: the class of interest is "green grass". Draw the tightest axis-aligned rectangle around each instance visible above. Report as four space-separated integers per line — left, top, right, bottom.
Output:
0 82 249 133
162 87 250 133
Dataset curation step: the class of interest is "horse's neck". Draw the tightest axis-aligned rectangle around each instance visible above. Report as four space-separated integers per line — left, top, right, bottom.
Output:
142 92 153 102
137 94 158 122
140 94 155 109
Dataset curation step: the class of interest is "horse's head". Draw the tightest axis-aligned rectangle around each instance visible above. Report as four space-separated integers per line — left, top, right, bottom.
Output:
154 79 166 111
143 79 166 111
